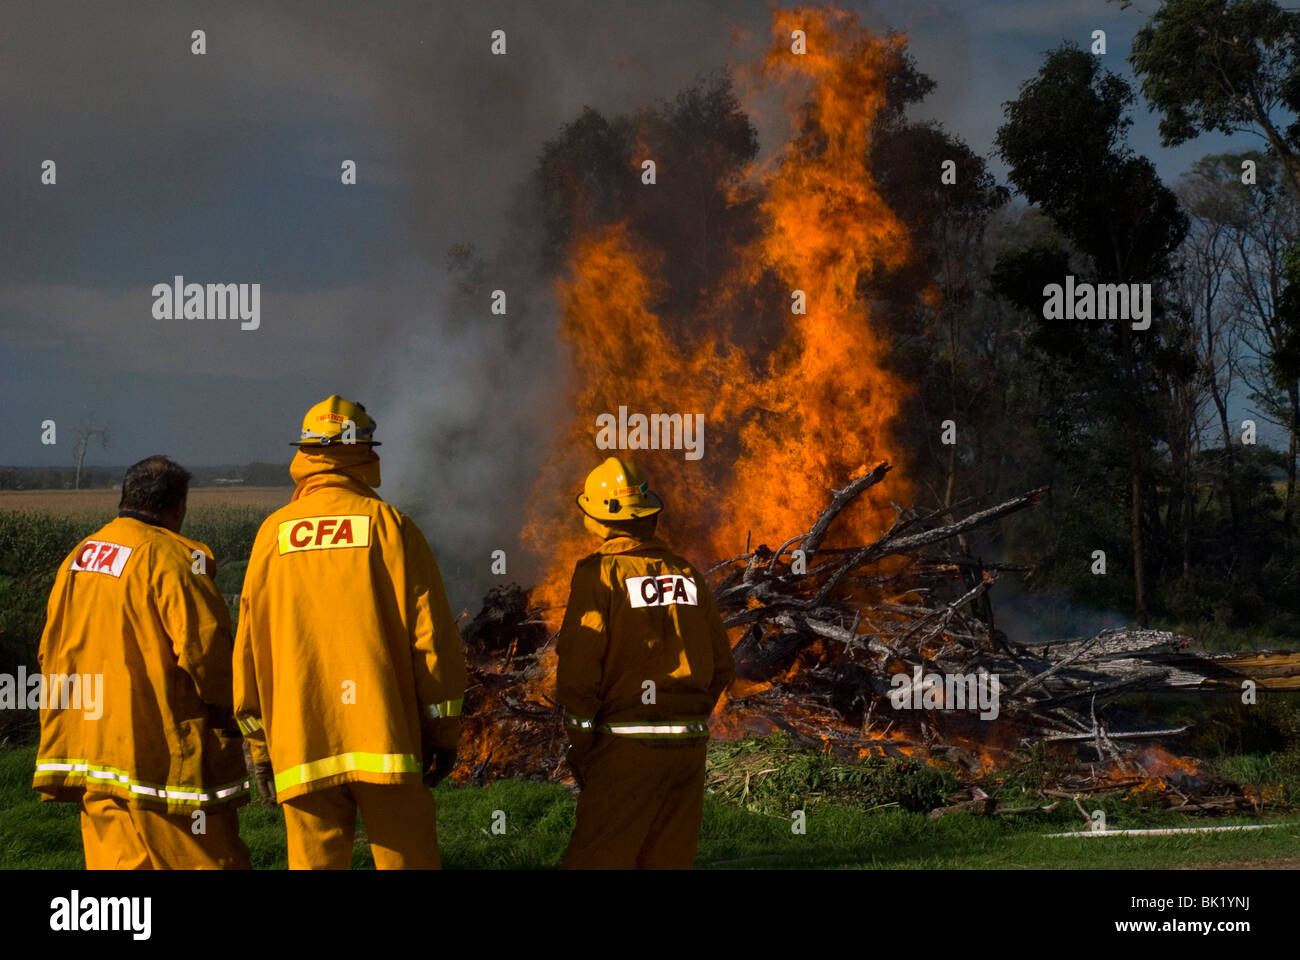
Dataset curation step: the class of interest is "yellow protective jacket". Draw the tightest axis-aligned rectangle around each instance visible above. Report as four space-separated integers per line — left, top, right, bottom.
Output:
556 534 735 739
233 449 466 803
32 515 250 812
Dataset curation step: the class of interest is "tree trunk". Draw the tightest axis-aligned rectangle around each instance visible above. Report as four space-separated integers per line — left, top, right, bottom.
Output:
1209 377 1239 566
1247 90 1300 200
1286 381 1299 549
1131 445 1148 628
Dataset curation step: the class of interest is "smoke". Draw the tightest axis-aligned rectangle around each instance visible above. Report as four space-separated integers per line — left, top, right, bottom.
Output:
366 257 566 609
990 579 1130 645
306 1 764 608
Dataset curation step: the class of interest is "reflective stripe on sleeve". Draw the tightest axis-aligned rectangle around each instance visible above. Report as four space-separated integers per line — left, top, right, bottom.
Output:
426 698 463 719
565 715 595 732
272 751 421 794
236 715 264 735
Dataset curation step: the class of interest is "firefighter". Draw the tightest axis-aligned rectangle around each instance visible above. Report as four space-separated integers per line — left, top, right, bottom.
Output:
558 456 735 869
233 395 466 869
33 455 252 869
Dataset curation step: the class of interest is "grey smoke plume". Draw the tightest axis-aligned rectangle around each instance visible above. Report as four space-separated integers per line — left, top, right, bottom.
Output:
367 259 566 610
306 1 760 609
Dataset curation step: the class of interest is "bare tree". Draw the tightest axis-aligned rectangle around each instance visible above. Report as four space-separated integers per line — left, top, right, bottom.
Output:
1174 165 1246 565
1220 156 1300 543
1173 152 1300 547
71 414 110 490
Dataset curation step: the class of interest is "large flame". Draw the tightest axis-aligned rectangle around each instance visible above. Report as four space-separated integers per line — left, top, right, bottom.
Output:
519 7 914 713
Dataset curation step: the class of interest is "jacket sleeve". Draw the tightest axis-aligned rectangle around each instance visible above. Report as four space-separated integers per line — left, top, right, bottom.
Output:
153 541 235 715
555 558 610 736
232 531 269 765
404 519 467 752
36 558 73 674
699 577 735 709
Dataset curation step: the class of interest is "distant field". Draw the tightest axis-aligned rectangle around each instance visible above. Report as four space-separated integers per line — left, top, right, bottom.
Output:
0 486 292 515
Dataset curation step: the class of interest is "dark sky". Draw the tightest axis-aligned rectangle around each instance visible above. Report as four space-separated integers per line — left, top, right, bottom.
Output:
0 0 1268 599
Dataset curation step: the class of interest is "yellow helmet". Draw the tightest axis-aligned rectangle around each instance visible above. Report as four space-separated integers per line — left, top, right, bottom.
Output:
291 395 381 447
577 457 662 520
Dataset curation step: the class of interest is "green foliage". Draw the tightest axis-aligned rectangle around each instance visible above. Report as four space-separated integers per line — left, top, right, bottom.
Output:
0 512 101 578
706 732 958 815
1187 694 1300 757
996 46 1187 280
0 513 101 738
1129 0 1300 159
1214 753 1300 805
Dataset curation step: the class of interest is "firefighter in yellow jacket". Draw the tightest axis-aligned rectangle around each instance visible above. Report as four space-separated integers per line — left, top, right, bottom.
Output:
33 455 252 869
558 457 735 869
233 396 466 869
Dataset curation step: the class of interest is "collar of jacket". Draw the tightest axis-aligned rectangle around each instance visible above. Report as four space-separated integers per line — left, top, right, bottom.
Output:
117 508 168 528
289 447 382 502
596 535 670 556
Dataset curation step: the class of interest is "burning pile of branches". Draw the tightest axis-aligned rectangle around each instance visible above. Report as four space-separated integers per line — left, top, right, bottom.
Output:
455 466 1291 812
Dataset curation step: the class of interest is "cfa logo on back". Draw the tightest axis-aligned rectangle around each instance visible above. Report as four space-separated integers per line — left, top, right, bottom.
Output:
69 541 133 578
277 515 371 555
626 575 699 608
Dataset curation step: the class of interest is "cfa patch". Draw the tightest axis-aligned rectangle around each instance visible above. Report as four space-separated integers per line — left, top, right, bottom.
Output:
70 540 133 578
626 574 698 608
277 515 371 555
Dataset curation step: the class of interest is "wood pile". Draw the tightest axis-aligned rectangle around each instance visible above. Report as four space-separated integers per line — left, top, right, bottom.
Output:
453 463 1298 812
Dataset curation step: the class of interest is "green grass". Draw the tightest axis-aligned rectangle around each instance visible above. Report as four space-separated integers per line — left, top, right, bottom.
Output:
4 744 1299 869
695 801 1300 869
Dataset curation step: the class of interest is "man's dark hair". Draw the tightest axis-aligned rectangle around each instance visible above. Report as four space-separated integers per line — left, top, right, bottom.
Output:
119 455 192 516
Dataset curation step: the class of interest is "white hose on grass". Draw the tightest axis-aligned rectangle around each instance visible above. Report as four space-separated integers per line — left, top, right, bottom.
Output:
1045 823 1290 838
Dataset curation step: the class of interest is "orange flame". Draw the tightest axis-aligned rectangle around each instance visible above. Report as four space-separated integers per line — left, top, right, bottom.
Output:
523 6 913 642
1099 744 1202 793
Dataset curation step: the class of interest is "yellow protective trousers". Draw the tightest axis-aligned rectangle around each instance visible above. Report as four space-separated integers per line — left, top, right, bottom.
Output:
80 795 250 870
563 737 708 869
281 782 439 869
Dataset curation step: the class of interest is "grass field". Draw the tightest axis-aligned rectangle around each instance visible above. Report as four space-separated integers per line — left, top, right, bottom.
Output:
3 745 1299 869
0 486 292 515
